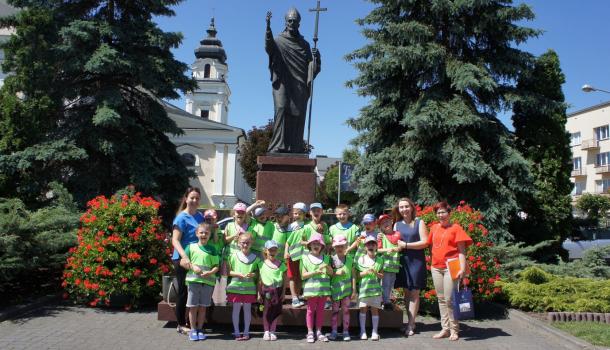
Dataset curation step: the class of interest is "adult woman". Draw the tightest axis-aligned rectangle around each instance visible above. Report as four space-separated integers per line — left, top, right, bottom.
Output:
172 187 204 334
428 201 472 341
393 197 428 336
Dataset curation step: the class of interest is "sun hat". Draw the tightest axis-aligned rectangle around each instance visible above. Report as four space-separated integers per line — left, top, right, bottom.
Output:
364 235 378 244
233 202 247 212
332 234 348 247
253 207 266 217
309 202 323 210
377 214 392 224
203 209 217 219
274 206 289 215
264 240 279 249
306 232 325 247
293 202 307 212
362 213 376 224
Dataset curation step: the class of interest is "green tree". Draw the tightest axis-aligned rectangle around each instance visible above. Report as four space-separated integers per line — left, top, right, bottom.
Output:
239 119 273 189
345 0 538 240
511 50 573 252
0 0 195 212
576 193 610 224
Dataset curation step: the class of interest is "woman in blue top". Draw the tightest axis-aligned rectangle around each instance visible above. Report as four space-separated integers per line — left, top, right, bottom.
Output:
393 197 429 337
172 187 205 334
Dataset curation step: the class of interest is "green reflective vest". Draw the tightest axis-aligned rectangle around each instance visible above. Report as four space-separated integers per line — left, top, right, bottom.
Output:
251 220 274 252
329 222 360 256
330 254 353 301
356 255 384 298
223 220 255 261
286 221 306 261
381 234 400 273
303 221 331 256
301 253 332 298
259 260 287 288
185 243 220 286
271 223 290 261
226 252 260 295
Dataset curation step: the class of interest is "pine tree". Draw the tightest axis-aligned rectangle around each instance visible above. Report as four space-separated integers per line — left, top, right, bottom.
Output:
511 50 572 254
0 0 195 212
346 0 539 240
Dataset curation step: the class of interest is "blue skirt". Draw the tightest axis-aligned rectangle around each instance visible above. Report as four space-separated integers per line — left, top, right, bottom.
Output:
394 250 427 290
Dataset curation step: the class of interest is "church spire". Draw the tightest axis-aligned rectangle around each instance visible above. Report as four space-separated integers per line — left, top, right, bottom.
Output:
195 17 226 64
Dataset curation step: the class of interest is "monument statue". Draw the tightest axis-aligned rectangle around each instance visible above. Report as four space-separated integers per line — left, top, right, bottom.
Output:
265 8 321 154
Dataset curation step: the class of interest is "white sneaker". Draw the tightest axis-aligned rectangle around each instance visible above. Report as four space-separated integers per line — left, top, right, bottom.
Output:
317 331 329 342
307 332 315 343
270 333 278 341
371 332 380 341
263 331 271 341
360 332 368 340
343 332 351 341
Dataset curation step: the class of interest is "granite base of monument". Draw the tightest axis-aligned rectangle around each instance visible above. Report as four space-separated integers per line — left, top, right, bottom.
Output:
256 155 316 206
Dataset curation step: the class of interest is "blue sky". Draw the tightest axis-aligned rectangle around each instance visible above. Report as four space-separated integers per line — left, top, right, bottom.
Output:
156 0 610 158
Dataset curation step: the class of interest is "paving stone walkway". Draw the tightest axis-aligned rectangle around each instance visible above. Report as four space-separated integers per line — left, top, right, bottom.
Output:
0 302 596 350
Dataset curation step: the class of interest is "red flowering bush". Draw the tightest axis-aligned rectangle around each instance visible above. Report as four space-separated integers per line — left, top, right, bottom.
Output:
62 193 170 308
416 201 502 303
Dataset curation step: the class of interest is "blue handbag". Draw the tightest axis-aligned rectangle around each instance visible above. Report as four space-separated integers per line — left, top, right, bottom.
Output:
452 282 475 320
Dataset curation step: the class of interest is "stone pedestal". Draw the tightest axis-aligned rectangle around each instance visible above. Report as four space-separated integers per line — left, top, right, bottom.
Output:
256 155 317 206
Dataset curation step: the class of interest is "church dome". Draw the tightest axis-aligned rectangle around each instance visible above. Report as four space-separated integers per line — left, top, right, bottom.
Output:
194 18 227 64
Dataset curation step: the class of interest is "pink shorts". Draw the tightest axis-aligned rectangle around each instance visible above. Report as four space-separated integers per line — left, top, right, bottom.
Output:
227 293 257 304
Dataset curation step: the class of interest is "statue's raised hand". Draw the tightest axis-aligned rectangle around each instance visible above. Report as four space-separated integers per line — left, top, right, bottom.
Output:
266 11 272 28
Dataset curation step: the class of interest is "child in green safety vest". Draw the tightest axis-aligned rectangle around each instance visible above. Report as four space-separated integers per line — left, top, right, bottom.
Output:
226 231 260 341
329 204 360 257
246 200 274 258
352 214 379 261
327 234 357 341
270 206 291 262
301 232 333 343
258 240 287 341
203 209 225 264
377 214 402 310
180 222 220 342
285 202 308 308
356 236 385 341
223 203 255 272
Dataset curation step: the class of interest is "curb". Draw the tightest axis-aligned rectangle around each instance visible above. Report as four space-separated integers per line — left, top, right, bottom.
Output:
0 294 61 322
509 309 600 350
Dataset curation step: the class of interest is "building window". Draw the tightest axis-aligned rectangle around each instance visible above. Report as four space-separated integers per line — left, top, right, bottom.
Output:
200 109 209 119
596 179 610 194
597 152 610 167
204 64 211 78
573 157 581 170
595 125 609 141
180 153 196 167
572 182 585 196
570 132 581 146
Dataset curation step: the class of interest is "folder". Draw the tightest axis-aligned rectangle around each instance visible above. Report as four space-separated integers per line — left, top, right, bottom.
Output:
447 258 461 280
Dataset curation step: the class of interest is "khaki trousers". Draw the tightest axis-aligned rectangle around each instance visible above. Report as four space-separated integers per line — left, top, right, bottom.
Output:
431 267 459 333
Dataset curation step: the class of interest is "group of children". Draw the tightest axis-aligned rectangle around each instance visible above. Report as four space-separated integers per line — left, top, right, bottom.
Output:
180 201 405 343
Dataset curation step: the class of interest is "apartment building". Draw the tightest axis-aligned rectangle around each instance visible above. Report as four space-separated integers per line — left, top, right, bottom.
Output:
567 101 610 199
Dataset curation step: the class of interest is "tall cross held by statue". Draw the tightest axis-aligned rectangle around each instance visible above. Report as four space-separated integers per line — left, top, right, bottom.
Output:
306 0 327 150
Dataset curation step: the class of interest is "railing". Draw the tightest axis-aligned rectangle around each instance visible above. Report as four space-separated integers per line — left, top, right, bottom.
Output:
581 139 600 150
595 165 610 174
571 168 586 177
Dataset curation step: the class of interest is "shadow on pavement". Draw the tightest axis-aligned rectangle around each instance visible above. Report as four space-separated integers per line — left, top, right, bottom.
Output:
460 323 511 341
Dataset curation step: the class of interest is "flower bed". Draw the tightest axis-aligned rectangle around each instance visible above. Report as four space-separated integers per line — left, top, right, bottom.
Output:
62 193 170 309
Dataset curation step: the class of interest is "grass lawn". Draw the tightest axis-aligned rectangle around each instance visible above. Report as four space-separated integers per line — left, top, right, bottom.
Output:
552 322 610 347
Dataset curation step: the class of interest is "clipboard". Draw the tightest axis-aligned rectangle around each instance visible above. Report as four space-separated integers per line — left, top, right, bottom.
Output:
446 258 461 280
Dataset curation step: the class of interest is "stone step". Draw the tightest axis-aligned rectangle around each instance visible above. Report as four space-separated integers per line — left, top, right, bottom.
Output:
157 301 404 328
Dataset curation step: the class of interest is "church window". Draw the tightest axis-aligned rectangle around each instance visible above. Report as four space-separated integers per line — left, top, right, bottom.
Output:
200 109 210 119
180 153 196 167
204 64 211 78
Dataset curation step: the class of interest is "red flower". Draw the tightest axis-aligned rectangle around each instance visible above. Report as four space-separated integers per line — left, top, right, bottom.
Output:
62 292 69 300
83 267 91 273
424 292 431 299
98 290 106 297
147 279 155 287
463 278 470 286
149 258 158 265
121 277 129 283
133 269 142 277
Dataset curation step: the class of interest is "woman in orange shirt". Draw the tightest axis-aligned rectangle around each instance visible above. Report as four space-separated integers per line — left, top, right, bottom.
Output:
428 201 472 341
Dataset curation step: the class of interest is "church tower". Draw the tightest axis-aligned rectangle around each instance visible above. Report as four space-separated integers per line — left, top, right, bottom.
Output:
186 18 230 124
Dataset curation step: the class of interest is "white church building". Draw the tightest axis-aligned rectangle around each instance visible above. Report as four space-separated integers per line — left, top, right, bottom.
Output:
163 18 253 207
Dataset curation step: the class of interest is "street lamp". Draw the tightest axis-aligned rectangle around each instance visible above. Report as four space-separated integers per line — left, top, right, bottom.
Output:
582 84 610 94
